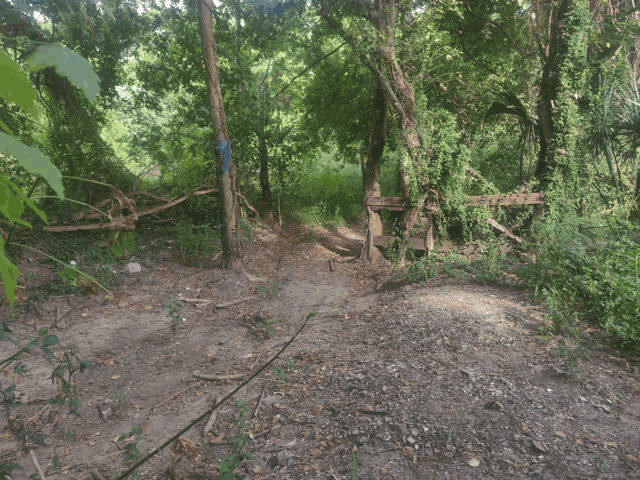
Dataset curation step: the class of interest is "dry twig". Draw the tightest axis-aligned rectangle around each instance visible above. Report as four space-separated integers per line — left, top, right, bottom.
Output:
193 372 244 381
151 382 202 412
113 312 316 480
203 395 221 435
29 450 45 480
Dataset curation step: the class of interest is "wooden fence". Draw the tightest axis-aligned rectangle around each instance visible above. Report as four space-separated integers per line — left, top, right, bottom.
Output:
365 192 544 253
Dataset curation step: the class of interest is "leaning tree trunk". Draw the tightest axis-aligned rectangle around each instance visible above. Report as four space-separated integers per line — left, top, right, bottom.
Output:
377 0 428 264
320 0 429 264
199 0 237 267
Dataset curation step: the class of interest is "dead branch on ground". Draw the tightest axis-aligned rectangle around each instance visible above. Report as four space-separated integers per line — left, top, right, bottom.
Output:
113 312 316 480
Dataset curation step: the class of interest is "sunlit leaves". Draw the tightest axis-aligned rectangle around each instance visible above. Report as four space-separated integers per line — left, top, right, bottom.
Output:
0 132 64 199
0 236 20 308
25 44 100 101
0 49 38 120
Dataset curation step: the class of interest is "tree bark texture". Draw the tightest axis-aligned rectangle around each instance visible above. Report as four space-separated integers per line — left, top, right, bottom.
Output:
361 0 394 261
199 0 237 266
376 0 428 262
259 127 275 224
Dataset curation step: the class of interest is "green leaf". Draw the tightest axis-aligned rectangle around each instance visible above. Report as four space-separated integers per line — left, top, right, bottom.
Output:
25 44 100 101
59 267 79 285
0 49 38 118
0 236 19 308
0 133 64 199
0 174 47 224
110 231 135 257
0 175 27 225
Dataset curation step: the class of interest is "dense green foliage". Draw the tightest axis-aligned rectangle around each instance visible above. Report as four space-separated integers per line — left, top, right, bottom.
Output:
1 0 640 353
519 212 640 348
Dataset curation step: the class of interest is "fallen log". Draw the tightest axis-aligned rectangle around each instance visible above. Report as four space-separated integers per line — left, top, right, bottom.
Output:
215 295 260 309
43 187 218 232
193 372 244 381
487 218 523 243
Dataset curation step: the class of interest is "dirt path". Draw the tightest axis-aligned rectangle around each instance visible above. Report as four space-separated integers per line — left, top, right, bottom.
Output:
2 223 639 479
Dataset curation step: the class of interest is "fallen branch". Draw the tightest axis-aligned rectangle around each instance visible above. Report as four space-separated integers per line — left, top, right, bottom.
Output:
249 352 263 371
236 190 260 219
43 187 218 232
113 312 316 480
243 269 267 283
193 372 244 381
331 255 358 264
29 450 45 480
203 394 221 436
179 298 213 304
253 387 266 419
151 382 202 412
25 405 50 427
216 295 259 309
487 218 523 243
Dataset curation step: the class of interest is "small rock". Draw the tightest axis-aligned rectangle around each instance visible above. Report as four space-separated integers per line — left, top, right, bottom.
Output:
125 262 142 273
98 399 113 421
267 450 293 468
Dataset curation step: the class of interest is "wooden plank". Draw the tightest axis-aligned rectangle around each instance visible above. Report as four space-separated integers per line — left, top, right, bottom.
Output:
373 235 426 251
366 196 409 211
487 218 523 243
465 193 544 206
366 196 439 212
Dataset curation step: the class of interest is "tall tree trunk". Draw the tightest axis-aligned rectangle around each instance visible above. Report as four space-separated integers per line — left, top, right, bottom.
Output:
199 0 237 267
320 0 428 263
361 0 394 262
259 125 275 224
377 0 428 263
362 71 387 261
534 0 571 189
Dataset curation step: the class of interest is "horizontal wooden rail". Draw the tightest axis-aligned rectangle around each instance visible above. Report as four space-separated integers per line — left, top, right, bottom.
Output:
367 193 543 211
365 196 438 212
373 235 427 251
366 196 410 211
465 193 544 206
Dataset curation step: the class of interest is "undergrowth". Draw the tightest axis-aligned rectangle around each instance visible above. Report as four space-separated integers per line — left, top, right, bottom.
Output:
174 221 220 265
517 217 640 350
284 152 362 227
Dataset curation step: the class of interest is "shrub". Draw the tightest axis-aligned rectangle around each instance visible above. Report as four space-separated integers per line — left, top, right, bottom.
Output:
518 210 640 349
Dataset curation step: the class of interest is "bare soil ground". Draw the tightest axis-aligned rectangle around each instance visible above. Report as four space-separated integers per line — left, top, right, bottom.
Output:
2 222 640 479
